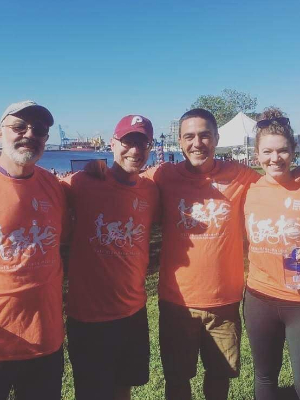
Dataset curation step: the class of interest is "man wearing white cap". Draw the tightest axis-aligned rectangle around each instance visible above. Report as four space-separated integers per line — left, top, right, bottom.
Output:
0 101 67 400
62 115 159 400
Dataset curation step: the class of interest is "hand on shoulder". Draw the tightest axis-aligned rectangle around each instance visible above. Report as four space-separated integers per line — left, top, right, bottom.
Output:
84 160 108 180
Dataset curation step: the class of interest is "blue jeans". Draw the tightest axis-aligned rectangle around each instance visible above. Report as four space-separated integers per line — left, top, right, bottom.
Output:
244 288 300 400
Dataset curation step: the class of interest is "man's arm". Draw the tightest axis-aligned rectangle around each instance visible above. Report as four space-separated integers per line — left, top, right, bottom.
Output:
84 160 108 180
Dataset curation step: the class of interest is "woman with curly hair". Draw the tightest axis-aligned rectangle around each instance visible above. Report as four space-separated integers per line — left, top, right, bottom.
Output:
243 107 300 399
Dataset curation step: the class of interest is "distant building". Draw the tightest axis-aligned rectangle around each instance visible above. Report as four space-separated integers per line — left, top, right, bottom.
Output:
161 119 180 151
169 119 179 143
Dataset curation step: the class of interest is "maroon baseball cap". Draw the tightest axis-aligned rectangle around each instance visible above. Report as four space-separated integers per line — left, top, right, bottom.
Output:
114 115 153 141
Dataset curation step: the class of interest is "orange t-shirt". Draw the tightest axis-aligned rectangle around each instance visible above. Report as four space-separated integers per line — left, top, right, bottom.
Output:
245 176 300 302
62 170 159 322
0 167 66 361
144 160 258 308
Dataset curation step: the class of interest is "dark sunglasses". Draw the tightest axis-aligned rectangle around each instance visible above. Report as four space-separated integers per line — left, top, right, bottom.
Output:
256 117 290 129
2 121 49 137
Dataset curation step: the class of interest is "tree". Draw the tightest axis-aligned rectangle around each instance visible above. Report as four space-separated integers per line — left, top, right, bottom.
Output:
190 89 258 127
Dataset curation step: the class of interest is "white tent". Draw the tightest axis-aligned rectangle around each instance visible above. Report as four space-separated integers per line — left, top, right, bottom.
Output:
217 112 256 148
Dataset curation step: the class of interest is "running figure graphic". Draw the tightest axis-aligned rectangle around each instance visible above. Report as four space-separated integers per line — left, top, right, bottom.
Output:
248 213 300 245
177 199 194 228
90 214 145 248
177 198 231 230
124 217 135 247
30 220 57 254
90 214 106 243
5 227 34 259
275 215 289 245
0 222 57 261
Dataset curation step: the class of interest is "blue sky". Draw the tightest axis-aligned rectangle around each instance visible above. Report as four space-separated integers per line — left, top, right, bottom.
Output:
1 0 299 144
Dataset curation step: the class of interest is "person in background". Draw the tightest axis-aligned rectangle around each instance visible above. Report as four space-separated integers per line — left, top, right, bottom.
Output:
50 167 57 176
61 115 159 400
243 107 300 399
0 101 67 400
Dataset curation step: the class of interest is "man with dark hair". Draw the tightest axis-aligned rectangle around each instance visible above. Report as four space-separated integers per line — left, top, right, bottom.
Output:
179 108 218 132
0 101 67 400
144 108 259 400
62 115 159 400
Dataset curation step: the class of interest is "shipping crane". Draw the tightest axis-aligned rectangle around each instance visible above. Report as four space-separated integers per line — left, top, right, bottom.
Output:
59 125 73 148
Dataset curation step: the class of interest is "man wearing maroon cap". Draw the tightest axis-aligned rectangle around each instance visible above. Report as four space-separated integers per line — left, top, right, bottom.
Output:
61 115 159 400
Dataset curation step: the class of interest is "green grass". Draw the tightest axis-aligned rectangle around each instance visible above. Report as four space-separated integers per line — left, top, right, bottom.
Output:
9 225 298 399
60 270 296 400
60 226 296 400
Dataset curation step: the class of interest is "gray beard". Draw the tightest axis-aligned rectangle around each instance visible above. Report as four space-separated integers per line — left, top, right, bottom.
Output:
1 136 43 166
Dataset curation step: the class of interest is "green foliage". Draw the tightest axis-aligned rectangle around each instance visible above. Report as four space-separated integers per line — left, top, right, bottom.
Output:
190 89 258 127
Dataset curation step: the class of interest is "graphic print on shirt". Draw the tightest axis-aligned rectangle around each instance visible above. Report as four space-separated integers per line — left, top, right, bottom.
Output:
133 197 149 212
32 197 53 213
0 220 57 262
89 214 145 248
248 197 300 246
177 198 230 230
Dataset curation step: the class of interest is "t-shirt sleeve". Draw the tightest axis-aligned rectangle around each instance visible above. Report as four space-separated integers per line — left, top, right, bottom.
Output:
139 174 162 225
239 165 260 211
141 166 159 182
59 175 75 209
59 174 79 243
247 166 260 184
60 189 72 245
141 163 171 190
152 184 162 225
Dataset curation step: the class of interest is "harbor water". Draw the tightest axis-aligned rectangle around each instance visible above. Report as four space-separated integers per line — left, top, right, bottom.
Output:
37 150 184 173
